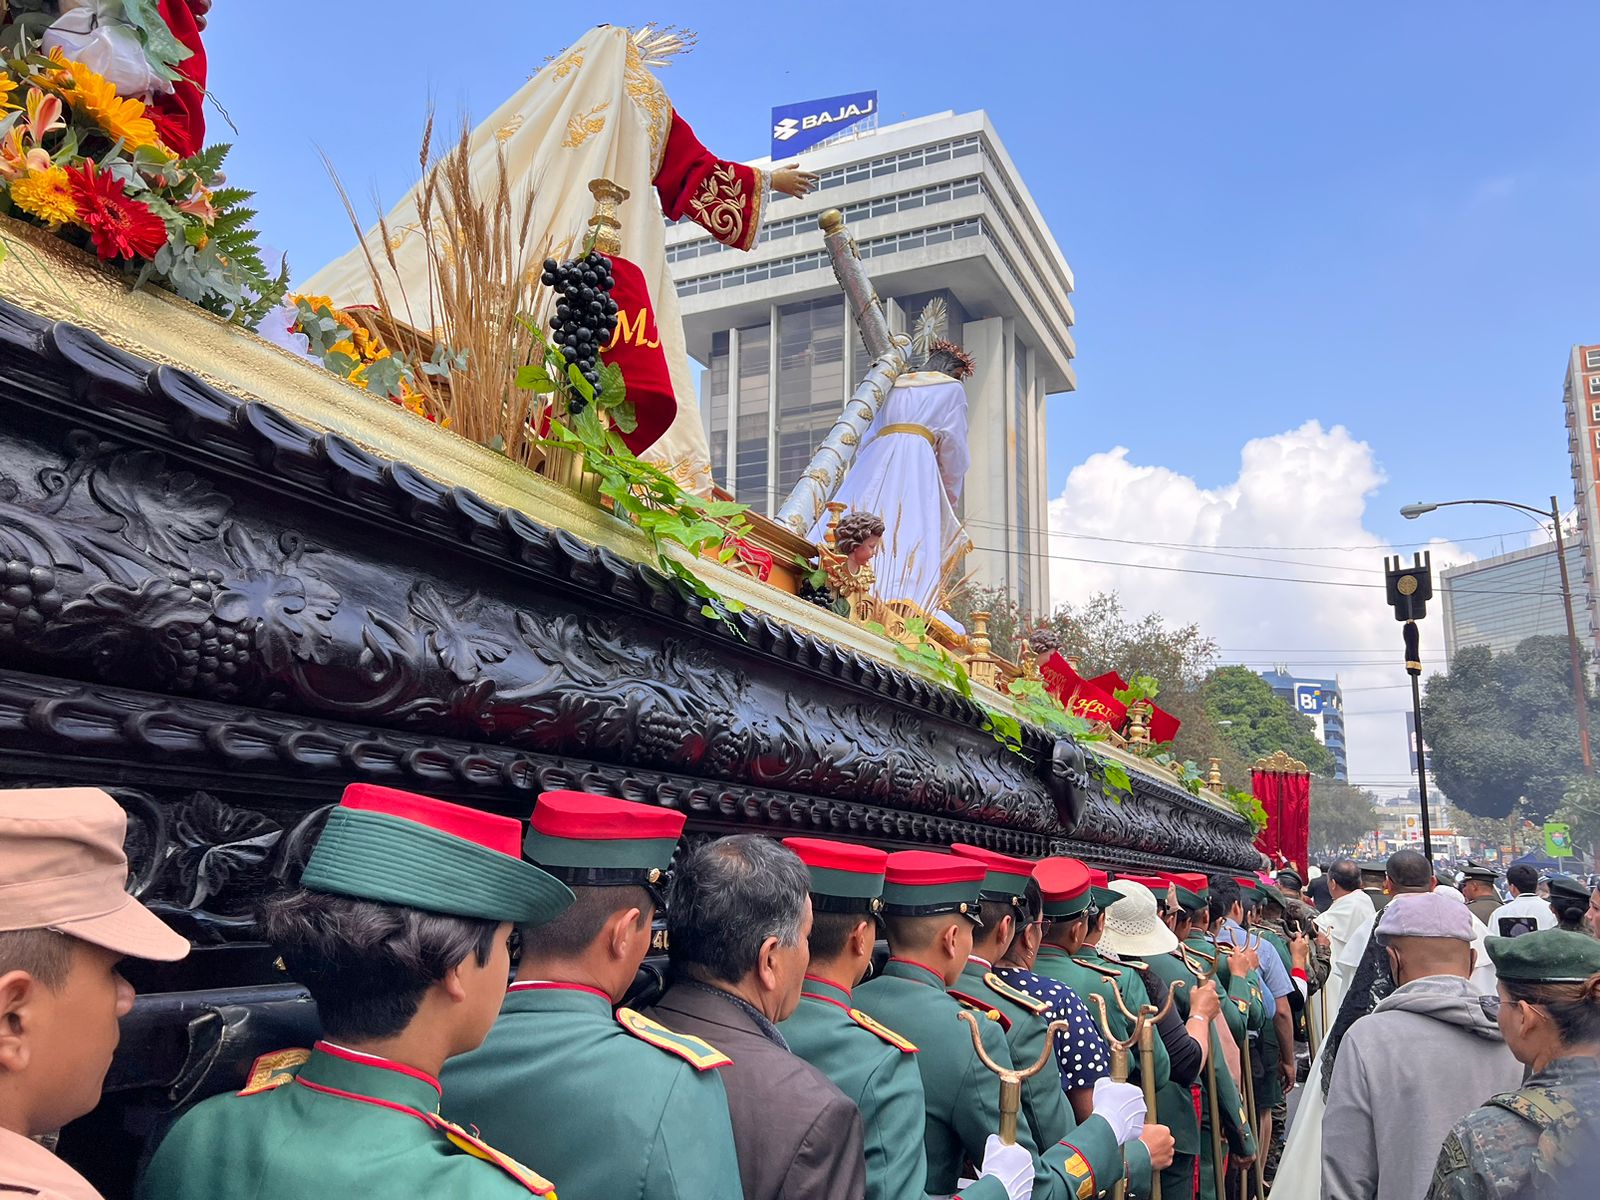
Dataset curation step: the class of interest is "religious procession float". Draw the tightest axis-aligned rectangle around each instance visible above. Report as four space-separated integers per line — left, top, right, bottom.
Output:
0 12 1284 1194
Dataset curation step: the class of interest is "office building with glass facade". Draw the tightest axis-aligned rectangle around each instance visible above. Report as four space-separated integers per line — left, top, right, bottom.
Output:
1259 670 1349 782
666 110 1072 617
1439 539 1591 661
1563 342 1600 663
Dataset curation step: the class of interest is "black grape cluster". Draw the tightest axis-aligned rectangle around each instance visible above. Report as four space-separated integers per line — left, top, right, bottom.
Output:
541 251 619 410
0 559 63 638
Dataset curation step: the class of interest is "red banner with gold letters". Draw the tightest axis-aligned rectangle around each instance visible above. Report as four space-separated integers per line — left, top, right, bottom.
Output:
1040 653 1128 728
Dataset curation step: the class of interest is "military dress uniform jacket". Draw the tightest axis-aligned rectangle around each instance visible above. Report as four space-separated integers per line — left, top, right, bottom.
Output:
781 976 1005 1200
441 982 743 1200
1466 897 1500 927
854 958 1126 1200
648 981 867 1200
137 1043 554 1200
1034 946 1173 1092
1427 1055 1600 1200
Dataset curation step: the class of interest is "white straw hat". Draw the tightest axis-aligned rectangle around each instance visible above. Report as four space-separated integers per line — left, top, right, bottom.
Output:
1099 879 1179 959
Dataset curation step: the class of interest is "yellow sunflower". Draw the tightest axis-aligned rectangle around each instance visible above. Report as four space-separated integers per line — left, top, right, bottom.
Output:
57 56 169 155
9 166 77 225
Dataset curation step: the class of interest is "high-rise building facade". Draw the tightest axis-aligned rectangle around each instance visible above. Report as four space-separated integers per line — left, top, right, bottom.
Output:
1562 343 1600 661
1258 669 1348 782
1439 540 1590 663
665 110 1072 617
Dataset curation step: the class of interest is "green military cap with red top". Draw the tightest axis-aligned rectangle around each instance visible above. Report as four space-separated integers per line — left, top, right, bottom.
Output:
783 837 888 913
880 851 986 925
1086 867 1123 914
300 783 573 925
1033 856 1093 920
950 843 1035 910
523 790 685 908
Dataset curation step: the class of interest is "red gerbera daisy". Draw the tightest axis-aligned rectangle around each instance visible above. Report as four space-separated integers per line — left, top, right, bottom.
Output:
66 161 169 262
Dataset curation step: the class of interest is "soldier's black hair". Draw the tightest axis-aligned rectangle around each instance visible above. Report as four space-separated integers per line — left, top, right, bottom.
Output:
1549 894 1589 933
1209 878 1242 924
1502 972 1600 1046
807 909 872 962
522 885 652 961
262 889 500 1041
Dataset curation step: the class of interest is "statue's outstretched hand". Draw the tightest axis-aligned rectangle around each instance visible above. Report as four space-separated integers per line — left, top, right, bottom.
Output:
772 164 819 197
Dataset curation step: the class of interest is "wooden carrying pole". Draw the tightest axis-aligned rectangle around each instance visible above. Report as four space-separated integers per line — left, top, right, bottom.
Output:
1184 950 1229 1200
1088 994 1141 1200
958 1011 1074 1146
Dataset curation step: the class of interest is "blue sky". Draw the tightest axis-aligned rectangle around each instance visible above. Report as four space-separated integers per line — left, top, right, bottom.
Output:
203 4 1600 788
210 2 1599 549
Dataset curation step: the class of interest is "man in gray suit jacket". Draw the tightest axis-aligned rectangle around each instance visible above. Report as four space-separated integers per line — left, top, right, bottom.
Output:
648 835 867 1200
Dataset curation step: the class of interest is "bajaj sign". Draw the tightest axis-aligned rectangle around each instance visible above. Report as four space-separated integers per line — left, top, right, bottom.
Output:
771 90 878 158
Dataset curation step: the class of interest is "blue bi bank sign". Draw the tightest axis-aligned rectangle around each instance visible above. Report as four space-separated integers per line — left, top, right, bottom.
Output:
771 91 878 158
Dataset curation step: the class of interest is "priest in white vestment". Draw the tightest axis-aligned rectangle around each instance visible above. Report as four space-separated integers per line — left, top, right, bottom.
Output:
304 25 815 494
809 342 973 620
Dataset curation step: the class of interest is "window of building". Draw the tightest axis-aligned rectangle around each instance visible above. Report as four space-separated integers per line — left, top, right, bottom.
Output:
707 331 730 487
1587 348 1600 369
1590 374 1600 396
735 323 770 512
774 297 847 499
1591 402 1600 425
1592 428 1600 451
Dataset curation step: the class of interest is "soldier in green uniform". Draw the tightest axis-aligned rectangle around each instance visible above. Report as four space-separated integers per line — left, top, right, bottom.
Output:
780 836 1026 1200
952 842 1161 1188
1105 876 1228 1200
1166 876 1257 1200
1459 862 1503 929
854 851 1147 1200
138 784 576 1200
1428 929 1600 1200
441 790 743 1200
1545 874 1593 934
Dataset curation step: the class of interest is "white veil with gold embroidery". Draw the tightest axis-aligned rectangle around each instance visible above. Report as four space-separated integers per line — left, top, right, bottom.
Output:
303 25 713 494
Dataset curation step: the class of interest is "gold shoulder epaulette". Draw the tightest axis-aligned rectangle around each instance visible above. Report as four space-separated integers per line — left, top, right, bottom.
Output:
616 1006 732 1070
1072 957 1124 978
237 1047 311 1096
1120 958 1150 971
983 971 1048 1015
949 988 1011 1031
848 1007 918 1053
425 1113 556 1195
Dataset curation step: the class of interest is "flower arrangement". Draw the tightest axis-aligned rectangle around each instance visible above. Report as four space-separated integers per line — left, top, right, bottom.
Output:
284 293 444 421
0 45 285 326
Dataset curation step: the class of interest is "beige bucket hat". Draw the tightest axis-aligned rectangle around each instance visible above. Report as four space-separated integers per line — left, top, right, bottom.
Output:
1099 878 1179 960
0 788 189 961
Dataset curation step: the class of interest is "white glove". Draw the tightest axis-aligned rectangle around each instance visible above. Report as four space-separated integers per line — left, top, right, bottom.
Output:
1092 1077 1149 1145
977 1134 1034 1200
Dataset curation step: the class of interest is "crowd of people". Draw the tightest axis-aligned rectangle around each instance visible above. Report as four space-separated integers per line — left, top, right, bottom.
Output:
2 784 1598 1200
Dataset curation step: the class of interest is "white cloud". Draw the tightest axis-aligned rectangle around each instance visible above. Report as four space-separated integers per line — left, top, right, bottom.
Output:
1047 420 1474 796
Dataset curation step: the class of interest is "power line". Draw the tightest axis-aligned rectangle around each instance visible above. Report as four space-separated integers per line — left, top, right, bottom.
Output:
968 540 1571 600
963 519 1547 554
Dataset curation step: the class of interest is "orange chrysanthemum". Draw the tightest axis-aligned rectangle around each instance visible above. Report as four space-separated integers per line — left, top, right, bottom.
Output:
10 166 77 225
54 55 170 155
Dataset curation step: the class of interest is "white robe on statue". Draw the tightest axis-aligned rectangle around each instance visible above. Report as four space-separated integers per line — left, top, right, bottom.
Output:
1274 888 1377 1200
302 26 715 493
809 370 971 618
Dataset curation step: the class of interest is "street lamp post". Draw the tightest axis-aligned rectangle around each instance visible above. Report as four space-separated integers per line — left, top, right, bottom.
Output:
1401 495 1594 775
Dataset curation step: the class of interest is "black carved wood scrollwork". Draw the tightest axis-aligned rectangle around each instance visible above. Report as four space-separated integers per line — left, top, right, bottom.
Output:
0 297 1264 886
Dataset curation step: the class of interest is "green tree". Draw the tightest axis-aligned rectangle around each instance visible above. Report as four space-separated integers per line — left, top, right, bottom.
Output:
1201 665 1334 776
1421 636 1596 820
1309 778 1379 858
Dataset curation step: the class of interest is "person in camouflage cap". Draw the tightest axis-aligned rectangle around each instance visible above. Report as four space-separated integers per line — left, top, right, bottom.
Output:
1426 929 1600 1200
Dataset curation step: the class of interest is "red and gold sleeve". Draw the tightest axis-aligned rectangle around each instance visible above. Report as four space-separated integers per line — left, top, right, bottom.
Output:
653 110 767 252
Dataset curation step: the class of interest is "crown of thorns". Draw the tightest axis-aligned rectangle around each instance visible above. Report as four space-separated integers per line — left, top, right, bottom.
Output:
926 339 976 379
